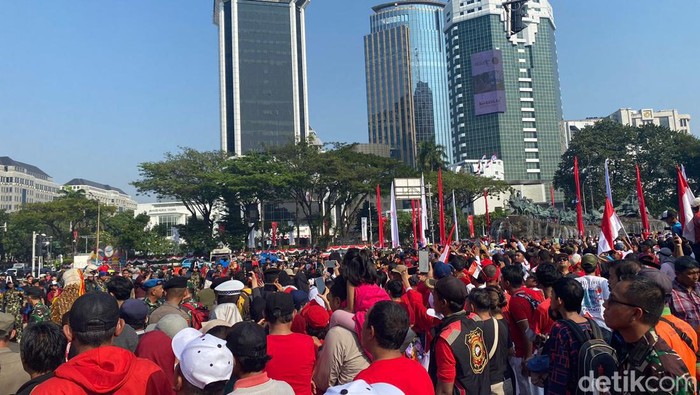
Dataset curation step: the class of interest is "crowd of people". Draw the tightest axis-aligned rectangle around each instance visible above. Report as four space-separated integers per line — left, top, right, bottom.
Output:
0 227 698 394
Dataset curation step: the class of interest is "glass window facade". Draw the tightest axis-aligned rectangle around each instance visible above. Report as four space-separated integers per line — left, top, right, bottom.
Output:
365 1 453 166
216 0 309 155
446 7 562 184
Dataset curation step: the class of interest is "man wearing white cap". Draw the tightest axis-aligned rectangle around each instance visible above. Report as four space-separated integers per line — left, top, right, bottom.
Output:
324 379 404 395
171 328 233 395
211 280 245 325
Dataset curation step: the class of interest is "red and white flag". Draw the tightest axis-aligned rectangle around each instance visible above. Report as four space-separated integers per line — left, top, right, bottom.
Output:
439 224 456 263
678 166 696 241
598 160 623 254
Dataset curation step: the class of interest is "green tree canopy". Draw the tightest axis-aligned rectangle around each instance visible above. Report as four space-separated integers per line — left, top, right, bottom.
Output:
554 119 700 214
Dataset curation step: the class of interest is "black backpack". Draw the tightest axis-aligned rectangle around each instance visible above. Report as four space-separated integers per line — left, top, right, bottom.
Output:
561 318 618 395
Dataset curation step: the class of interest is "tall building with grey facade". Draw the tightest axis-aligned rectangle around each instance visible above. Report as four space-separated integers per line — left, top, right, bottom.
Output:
365 1 453 167
445 0 562 191
214 0 310 155
0 157 59 212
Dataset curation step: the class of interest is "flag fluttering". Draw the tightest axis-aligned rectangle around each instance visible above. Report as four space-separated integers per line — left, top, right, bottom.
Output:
677 166 696 241
452 190 460 242
598 160 623 254
439 224 456 263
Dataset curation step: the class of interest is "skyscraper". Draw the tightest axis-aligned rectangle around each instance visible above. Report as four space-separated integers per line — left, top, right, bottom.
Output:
445 0 562 188
214 0 310 155
365 1 453 167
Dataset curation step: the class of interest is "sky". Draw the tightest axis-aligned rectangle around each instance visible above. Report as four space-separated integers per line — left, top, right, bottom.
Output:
1 1 697 203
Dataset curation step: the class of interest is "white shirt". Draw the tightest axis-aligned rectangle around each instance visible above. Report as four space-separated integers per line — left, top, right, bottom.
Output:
575 274 610 330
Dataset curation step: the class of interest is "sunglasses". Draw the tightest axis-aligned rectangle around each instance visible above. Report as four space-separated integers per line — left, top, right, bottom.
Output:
607 295 650 314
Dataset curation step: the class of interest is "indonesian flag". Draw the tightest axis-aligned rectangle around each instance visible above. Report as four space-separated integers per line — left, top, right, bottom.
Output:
439 224 456 263
598 160 623 254
678 166 696 241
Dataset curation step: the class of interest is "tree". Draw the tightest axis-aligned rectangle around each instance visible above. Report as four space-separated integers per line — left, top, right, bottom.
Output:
416 141 448 173
425 170 511 212
554 120 700 215
101 211 151 257
132 148 228 232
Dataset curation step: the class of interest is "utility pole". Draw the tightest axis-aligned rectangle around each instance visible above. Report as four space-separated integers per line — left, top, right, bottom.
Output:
427 183 435 244
95 201 101 265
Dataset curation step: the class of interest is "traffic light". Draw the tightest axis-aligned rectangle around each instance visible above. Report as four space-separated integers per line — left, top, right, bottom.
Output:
508 0 529 36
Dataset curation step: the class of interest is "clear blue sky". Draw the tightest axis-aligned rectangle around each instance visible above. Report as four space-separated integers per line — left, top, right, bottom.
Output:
1 1 697 202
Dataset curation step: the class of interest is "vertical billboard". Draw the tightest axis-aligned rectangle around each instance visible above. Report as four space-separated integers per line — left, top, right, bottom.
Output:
471 49 506 116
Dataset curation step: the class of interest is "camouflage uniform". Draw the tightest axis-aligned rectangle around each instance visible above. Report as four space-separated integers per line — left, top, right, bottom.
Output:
3 289 25 342
29 301 50 324
142 297 163 315
188 274 201 301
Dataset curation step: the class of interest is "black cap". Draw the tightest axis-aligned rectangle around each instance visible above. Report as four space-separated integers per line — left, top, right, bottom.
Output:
264 292 295 319
25 287 44 299
163 276 188 290
226 321 268 358
69 292 120 332
435 276 468 306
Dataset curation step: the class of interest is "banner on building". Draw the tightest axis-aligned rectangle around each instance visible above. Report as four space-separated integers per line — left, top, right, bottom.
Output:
471 49 506 116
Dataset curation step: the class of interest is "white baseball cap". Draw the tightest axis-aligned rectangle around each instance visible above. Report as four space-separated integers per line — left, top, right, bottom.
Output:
171 330 234 389
324 380 405 395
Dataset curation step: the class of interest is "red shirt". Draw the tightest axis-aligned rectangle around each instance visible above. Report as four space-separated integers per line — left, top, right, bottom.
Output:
355 357 435 395
532 298 554 336
505 287 544 357
266 333 316 395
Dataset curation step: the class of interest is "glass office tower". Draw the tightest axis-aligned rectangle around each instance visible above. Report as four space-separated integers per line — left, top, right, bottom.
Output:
214 0 310 155
444 0 562 185
365 1 453 167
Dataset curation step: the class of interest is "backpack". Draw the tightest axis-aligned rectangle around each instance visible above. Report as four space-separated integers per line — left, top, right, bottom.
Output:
561 318 618 395
181 303 209 330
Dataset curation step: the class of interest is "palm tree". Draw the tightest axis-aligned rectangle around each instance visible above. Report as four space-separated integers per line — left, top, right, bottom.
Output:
417 141 448 172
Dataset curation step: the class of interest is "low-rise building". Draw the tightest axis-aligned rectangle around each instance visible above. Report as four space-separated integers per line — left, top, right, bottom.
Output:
0 156 60 212
64 179 137 212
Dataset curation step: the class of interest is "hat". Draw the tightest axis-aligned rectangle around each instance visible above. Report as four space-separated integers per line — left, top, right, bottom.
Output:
304 304 330 329
85 264 99 274
69 292 120 332
692 197 700 209
324 379 405 395
214 280 244 296
227 321 268 358
284 268 295 277
433 261 454 279
163 276 188 290
0 313 15 336
581 254 598 270
172 331 233 390
569 254 582 265
391 265 407 274
120 299 149 325
25 287 43 299
200 319 233 335
637 267 672 296
148 314 189 338
143 279 163 290
265 292 295 319
638 252 660 269
291 290 308 311
435 276 468 306
660 210 677 220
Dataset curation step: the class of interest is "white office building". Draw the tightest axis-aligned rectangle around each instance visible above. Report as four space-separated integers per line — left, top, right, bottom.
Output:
609 108 691 134
64 179 137 212
0 157 60 212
